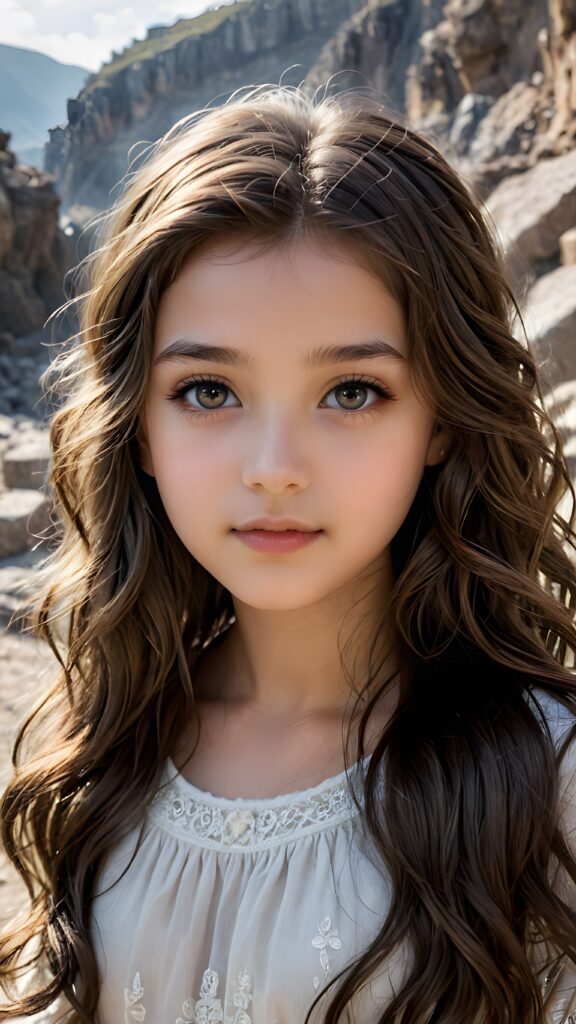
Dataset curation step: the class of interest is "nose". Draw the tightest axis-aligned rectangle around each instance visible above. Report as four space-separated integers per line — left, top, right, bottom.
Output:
240 411 312 494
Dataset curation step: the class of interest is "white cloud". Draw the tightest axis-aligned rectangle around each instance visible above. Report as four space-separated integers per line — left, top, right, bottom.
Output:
156 0 232 17
0 0 236 70
92 6 140 33
2 0 35 33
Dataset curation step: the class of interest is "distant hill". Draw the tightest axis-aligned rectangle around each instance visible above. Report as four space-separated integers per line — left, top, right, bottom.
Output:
0 43 89 167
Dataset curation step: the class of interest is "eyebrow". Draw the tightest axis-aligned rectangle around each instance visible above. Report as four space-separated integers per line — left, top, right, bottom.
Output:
153 337 406 370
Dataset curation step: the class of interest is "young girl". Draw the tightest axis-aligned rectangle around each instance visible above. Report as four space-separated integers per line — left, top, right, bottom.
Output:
1 82 576 1024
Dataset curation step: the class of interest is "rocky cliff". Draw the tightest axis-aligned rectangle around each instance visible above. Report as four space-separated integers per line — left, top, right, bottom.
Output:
46 0 575 213
309 0 574 194
306 0 448 116
0 130 72 341
45 0 366 212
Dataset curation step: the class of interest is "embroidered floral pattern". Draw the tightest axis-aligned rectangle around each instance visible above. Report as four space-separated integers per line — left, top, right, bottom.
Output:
124 916 343 1021
311 916 343 991
124 970 145 1021
126 967 254 1024
175 996 196 1024
191 968 224 1023
145 760 368 852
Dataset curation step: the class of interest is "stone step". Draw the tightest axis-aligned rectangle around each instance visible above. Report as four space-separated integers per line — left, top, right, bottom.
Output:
0 489 50 559
2 439 50 490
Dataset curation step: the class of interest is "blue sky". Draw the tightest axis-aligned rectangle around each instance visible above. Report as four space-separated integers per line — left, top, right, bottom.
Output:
1 0 237 70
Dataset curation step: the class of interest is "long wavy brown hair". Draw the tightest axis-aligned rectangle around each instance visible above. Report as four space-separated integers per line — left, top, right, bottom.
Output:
1 82 576 1023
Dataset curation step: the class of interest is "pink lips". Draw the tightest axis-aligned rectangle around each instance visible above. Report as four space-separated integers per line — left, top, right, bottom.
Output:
232 528 323 553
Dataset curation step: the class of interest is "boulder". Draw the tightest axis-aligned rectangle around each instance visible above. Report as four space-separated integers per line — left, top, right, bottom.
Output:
485 147 576 266
3 440 50 490
516 263 576 391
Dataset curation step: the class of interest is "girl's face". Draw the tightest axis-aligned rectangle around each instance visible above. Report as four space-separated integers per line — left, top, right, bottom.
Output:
140 235 450 611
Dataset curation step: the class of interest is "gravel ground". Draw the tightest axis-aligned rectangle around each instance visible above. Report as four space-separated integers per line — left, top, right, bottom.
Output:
0 627 53 932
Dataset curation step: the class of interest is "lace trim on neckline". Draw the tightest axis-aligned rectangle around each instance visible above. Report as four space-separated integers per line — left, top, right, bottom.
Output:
145 755 371 852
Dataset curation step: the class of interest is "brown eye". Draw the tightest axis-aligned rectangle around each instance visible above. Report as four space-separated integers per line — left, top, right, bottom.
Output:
167 375 239 412
321 376 397 413
166 373 397 421
334 383 371 410
191 383 229 409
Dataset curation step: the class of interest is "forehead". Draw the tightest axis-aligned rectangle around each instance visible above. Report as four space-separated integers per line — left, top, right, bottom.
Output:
154 234 407 354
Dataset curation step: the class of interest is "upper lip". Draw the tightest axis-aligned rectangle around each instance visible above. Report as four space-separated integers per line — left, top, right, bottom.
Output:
235 517 320 532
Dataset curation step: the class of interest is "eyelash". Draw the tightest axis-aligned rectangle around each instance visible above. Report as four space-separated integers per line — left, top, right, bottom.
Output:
166 373 398 423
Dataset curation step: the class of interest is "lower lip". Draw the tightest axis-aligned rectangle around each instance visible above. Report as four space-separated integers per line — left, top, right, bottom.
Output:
232 529 323 552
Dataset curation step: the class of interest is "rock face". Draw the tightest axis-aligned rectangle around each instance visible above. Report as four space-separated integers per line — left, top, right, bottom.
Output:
539 0 576 153
45 0 366 212
42 0 576 219
307 0 548 133
0 130 77 425
518 264 576 392
0 130 72 337
305 0 444 115
443 0 548 99
485 147 576 267
426 0 575 188
305 0 575 191
0 408 53 957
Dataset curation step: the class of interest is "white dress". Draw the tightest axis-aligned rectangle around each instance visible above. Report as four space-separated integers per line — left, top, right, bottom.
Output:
89 751 409 1024
17 686 576 1023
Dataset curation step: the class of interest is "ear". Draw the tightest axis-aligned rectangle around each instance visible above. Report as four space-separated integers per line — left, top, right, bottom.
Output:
135 419 155 477
425 424 453 467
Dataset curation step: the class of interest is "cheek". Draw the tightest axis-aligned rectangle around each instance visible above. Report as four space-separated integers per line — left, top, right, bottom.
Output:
328 429 429 543
146 421 231 535
155 454 229 529
147 411 226 487
333 426 428 501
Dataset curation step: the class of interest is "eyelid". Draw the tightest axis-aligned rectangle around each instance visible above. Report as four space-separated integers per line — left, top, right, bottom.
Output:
166 372 395 395
165 372 398 414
